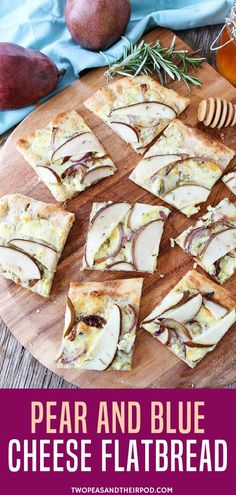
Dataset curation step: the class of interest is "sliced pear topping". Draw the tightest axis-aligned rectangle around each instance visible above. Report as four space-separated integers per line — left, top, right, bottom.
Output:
159 318 192 342
110 122 139 143
130 154 181 183
203 298 228 319
95 223 124 263
8 239 57 272
185 341 213 349
50 126 58 152
0 246 41 282
51 132 102 163
201 228 236 266
132 220 164 272
37 165 61 184
81 166 114 187
183 221 234 254
136 146 147 154
166 157 221 176
64 297 76 338
160 293 202 323
126 305 137 333
107 261 135 271
127 203 161 230
225 177 236 192
163 184 210 209
223 173 236 194
83 304 122 370
109 101 176 121
85 203 131 268
142 292 184 324
191 310 236 346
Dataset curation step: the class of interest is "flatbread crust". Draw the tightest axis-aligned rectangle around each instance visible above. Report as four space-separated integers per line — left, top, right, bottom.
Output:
16 110 116 202
141 269 236 368
0 194 74 297
157 119 235 169
175 198 236 284
129 119 235 216
84 75 190 154
222 170 236 195
57 278 143 371
178 270 236 310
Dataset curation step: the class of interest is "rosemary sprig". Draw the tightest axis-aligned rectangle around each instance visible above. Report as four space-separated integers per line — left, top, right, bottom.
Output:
102 36 205 91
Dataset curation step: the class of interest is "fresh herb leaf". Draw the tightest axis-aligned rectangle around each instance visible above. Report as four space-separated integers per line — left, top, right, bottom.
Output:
102 36 205 91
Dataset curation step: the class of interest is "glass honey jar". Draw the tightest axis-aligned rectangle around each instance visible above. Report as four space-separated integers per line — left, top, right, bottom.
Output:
211 3 236 86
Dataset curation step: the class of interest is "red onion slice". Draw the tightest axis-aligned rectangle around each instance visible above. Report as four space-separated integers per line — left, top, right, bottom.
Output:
62 162 88 179
184 220 235 254
60 342 87 364
121 229 137 245
153 327 167 337
207 220 235 229
149 174 169 192
159 210 167 221
61 156 72 165
70 152 94 163
184 227 208 252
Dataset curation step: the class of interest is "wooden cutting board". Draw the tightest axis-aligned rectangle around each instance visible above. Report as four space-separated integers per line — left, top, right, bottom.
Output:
0 28 235 388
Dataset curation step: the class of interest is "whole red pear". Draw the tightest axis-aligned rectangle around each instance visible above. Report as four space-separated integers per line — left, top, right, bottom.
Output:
65 0 131 51
0 43 65 110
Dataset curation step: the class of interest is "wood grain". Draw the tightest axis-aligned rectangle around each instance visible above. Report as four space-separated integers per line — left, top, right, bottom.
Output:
0 26 236 388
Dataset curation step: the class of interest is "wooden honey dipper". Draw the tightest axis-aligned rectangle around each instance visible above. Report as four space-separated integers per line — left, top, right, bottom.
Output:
198 97 236 128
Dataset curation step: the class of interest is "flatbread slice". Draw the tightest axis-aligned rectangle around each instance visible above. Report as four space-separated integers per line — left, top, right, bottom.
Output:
84 75 190 154
141 269 236 368
175 198 236 284
222 170 236 195
0 194 74 297
129 119 235 217
57 278 143 371
16 110 116 202
82 201 170 273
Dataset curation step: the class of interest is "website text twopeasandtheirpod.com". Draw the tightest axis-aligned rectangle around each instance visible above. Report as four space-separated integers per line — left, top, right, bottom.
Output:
70 488 173 494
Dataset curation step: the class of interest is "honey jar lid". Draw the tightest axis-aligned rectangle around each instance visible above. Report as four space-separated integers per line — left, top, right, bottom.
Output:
226 3 236 40
210 3 236 51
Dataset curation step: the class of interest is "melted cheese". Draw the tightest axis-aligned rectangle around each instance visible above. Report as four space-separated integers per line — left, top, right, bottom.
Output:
59 300 138 371
130 124 224 216
18 111 115 202
86 203 170 273
0 197 73 297
176 199 236 283
143 283 233 368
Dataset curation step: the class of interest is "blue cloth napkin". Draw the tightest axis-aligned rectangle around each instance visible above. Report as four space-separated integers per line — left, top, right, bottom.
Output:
0 0 233 134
